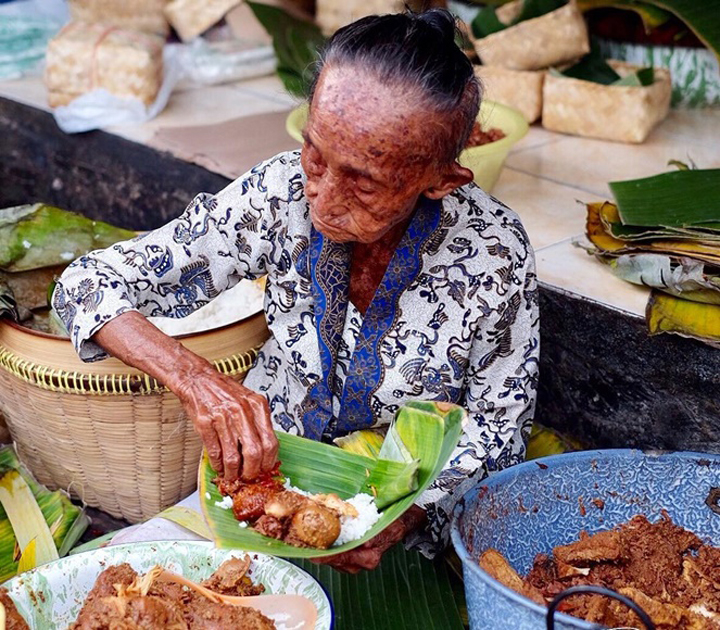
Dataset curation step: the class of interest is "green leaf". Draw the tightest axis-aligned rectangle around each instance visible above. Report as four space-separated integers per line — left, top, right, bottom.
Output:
557 46 621 84
292 546 465 630
514 0 567 24
0 446 88 581
0 203 135 272
612 66 655 85
647 0 720 61
472 0 566 38
247 1 325 98
471 6 507 38
610 169 720 227
200 402 466 558
577 0 671 31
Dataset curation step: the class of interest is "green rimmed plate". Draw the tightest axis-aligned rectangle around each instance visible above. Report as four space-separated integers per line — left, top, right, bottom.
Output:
2 540 332 629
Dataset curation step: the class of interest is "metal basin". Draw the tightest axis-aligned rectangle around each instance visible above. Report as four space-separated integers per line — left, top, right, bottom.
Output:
451 449 720 629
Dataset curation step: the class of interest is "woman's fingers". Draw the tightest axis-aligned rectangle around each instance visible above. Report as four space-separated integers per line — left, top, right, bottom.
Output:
213 412 243 481
198 416 224 474
247 394 278 472
232 398 264 481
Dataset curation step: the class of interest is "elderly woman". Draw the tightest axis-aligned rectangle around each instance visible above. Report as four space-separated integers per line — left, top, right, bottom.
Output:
53 9 539 571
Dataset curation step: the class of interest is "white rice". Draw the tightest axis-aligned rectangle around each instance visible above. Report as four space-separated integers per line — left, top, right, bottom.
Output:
149 279 264 336
333 493 381 546
285 482 381 546
215 495 234 510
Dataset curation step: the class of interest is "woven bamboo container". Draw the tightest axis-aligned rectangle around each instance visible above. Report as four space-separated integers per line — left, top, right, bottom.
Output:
472 0 589 72
44 20 164 108
475 65 545 123
164 0 243 42
0 313 269 523
541 60 672 143
69 0 170 37
315 0 446 36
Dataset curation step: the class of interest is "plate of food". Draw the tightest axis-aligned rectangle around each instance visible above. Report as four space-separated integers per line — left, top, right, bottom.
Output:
199 401 467 558
1 540 332 629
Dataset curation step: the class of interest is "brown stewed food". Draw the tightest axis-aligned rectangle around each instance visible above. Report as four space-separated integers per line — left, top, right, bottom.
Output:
479 513 720 629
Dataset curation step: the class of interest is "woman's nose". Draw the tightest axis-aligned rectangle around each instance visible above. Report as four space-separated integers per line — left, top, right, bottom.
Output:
311 172 343 215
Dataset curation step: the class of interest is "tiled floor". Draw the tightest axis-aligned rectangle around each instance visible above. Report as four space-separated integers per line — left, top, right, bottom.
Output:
2 73 719 320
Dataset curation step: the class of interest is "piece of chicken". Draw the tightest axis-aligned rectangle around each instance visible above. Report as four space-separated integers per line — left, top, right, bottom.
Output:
264 491 308 519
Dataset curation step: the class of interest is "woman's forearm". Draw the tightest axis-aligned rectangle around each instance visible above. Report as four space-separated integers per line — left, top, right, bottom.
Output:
92 310 278 481
92 310 212 393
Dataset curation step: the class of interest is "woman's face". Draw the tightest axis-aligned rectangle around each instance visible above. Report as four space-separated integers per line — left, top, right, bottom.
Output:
301 66 467 244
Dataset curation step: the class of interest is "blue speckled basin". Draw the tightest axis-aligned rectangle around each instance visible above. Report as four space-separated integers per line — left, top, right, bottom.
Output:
451 449 720 630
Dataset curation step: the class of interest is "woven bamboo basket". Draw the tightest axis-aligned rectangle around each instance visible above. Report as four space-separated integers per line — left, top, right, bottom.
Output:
315 0 446 36
542 60 672 143
475 65 545 123
472 0 589 72
0 312 269 523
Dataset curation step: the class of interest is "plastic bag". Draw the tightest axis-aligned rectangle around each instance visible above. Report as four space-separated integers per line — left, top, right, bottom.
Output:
52 44 183 134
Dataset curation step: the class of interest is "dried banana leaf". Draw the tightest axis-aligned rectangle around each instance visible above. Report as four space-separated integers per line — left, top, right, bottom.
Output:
647 290 720 347
586 202 628 253
605 253 720 304
0 203 135 272
610 169 720 228
0 278 18 321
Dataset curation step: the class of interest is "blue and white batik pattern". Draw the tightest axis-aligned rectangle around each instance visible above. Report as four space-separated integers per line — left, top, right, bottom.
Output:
53 150 540 558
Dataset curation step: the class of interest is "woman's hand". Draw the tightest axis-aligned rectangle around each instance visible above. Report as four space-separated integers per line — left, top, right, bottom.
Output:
176 366 278 481
92 311 278 482
311 505 427 573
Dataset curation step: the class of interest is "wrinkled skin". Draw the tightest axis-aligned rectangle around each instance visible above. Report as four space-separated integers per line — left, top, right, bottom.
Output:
92 64 471 568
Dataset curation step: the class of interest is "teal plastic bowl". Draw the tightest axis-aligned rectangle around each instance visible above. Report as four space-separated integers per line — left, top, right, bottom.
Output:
285 100 528 192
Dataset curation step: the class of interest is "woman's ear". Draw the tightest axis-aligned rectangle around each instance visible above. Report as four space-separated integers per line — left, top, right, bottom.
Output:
423 162 474 199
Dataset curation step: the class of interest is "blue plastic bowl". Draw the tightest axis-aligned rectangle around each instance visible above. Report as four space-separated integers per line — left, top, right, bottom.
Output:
451 449 720 630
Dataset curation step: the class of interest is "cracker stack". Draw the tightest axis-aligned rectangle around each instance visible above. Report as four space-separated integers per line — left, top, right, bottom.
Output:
44 21 165 107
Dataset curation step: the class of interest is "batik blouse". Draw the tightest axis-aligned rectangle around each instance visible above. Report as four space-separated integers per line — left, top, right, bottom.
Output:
53 150 540 557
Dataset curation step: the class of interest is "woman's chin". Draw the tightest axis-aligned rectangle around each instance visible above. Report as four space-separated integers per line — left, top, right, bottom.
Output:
312 219 355 243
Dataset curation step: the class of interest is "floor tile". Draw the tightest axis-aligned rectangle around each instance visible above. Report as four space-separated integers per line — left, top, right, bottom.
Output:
492 167 591 250
505 112 720 197
536 238 649 318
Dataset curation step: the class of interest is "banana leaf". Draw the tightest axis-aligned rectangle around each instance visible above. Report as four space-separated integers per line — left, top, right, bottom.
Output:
647 290 720 347
472 0 565 38
610 169 720 228
551 45 654 85
0 278 18 321
0 203 135 272
603 253 720 304
333 429 385 458
0 446 88 581
293 545 465 630
647 0 720 61
199 401 466 558
576 0 671 31
246 1 325 98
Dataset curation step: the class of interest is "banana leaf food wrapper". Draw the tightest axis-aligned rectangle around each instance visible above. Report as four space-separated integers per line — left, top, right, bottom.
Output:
200 401 467 558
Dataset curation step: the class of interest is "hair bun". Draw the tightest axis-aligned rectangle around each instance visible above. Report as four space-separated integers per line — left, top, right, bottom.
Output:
418 8 457 44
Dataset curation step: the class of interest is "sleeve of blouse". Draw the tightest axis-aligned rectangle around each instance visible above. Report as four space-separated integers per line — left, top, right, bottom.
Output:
52 154 297 362
406 232 540 559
